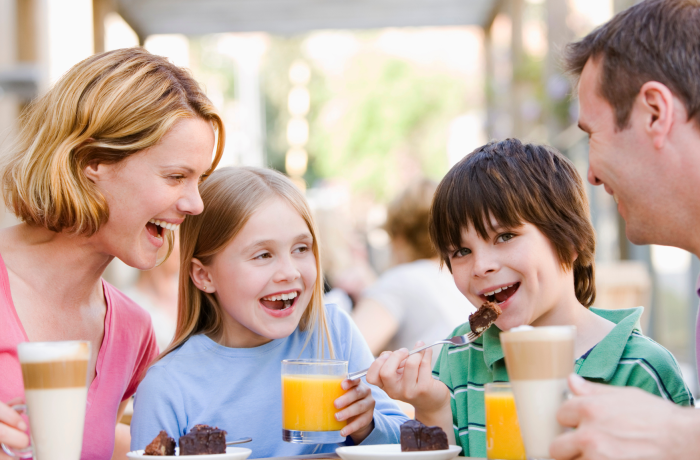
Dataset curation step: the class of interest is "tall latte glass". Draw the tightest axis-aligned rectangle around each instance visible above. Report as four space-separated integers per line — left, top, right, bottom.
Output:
2 341 90 460
500 326 575 460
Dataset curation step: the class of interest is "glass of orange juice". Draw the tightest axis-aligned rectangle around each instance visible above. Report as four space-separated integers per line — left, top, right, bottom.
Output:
281 359 348 444
484 383 527 460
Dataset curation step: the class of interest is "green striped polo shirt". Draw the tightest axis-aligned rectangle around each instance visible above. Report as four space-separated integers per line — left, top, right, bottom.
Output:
432 307 694 458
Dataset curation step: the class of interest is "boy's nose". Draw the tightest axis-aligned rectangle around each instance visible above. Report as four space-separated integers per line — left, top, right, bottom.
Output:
472 253 499 277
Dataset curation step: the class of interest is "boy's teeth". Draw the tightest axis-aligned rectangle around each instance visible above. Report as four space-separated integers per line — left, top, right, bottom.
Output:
484 284 514 297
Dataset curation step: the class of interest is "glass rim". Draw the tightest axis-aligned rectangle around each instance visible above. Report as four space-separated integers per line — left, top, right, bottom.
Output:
484 382 511 389
282 359 348 365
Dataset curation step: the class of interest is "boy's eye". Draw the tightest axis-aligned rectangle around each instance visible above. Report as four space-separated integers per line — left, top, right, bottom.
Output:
452 247 471 258
496 233 515 243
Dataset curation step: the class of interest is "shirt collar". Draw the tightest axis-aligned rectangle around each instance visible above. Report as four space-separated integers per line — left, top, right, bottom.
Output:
483 324 505 371
576 307 644 381
480 307 644 381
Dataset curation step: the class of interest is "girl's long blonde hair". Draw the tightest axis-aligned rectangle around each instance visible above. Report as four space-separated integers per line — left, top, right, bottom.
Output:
1 48 225 257
160 166 333 359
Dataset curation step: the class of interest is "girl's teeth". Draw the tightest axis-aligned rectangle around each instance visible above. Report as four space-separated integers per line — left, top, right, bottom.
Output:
263 292 298 301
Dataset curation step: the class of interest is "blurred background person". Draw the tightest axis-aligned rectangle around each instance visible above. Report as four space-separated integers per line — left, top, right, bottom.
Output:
122 232 180 351
352 179 475 362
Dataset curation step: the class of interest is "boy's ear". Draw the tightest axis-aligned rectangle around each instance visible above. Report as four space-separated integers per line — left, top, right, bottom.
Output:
190 258 216 293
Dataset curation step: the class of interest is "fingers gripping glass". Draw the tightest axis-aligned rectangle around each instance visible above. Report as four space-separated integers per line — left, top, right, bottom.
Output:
1 404 32 459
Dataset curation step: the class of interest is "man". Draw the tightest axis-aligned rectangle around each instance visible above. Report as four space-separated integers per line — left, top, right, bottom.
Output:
550 0 700 459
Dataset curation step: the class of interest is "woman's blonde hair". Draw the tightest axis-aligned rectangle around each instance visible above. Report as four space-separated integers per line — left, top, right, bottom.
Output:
1 48 225 255
161 166 333 359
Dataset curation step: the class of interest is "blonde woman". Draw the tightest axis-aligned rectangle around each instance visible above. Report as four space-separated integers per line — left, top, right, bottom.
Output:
0 48 224 459
130 167 407 457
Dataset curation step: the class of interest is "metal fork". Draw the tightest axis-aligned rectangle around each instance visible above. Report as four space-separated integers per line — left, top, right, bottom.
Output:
347 331 480 381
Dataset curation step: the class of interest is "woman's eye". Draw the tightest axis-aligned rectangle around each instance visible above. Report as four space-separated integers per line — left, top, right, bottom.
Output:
168 175 186 183
496 233 515 243
452 247 471 258
294 245 310 254
254 252 272 260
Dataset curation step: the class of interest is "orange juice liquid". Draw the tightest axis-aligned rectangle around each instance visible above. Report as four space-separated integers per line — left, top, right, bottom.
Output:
485 391 527 460
282 374 347 431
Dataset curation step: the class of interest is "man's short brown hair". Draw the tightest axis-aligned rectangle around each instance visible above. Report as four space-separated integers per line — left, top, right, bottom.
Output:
429 139 596 307
564 0 700 130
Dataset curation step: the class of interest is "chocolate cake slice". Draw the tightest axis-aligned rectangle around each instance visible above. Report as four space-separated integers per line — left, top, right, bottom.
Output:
179 424 227 456
144 430 175 456
400 420 448 451
469 301 502 336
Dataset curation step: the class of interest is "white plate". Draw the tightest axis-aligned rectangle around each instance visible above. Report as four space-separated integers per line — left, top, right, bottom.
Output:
126 446 252 459
336 444 462 460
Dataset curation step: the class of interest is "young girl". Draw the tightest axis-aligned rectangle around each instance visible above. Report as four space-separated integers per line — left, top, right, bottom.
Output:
366 139 693 457
130 167 408 457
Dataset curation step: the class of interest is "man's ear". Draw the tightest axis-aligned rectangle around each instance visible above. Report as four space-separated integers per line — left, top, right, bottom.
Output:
638 81 675 150
190 258 216 293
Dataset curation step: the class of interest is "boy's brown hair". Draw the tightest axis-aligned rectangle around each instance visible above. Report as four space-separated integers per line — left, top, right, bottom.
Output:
429 139 596 307
564 0 700 131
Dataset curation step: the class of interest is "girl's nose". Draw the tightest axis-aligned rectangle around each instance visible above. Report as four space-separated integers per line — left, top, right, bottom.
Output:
274 255 301 283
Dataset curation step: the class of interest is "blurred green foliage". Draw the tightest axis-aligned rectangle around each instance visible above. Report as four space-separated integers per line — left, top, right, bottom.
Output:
261 34 470 201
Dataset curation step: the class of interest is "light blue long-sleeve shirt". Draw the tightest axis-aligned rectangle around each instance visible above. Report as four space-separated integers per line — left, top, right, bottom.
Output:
130 304 408 457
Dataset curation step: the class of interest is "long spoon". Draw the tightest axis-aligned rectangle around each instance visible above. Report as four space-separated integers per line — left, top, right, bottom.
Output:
226 437 252 446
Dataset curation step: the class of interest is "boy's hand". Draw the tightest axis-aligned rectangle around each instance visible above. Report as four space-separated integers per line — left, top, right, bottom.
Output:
365 342 450 416
334 379 376 444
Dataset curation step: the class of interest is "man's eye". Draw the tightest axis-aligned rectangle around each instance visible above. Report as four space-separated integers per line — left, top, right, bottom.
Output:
452 247 471 258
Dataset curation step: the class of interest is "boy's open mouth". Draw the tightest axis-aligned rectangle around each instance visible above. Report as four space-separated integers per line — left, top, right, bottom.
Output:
146 219 180 240
260 291 299 311
483 282 520 305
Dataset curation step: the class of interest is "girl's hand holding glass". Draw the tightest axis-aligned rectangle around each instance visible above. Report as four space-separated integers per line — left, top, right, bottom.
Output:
334 378 376 443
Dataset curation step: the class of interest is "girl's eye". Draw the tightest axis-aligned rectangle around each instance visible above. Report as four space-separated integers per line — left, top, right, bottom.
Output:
452 247 471 258
168 175 186 183
254 252 272 260
496 233 515 243
293 245 310 254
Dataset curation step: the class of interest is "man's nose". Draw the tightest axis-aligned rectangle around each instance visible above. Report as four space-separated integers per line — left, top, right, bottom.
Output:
587 167 603 186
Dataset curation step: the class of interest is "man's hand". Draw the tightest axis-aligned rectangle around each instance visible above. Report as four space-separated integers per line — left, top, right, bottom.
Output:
550 374 700 460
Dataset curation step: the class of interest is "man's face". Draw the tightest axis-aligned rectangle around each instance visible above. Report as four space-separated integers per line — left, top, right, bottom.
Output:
578 58 663 245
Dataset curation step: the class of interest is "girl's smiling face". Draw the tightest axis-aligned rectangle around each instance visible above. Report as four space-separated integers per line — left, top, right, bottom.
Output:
194 197 318 348
448 219 578 331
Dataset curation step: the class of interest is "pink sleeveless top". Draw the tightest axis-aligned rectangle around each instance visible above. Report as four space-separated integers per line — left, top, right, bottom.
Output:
0 253 159 459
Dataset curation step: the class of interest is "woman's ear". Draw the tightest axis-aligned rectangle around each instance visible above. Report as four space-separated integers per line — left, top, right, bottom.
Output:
190 258 216 293
83 160 110 184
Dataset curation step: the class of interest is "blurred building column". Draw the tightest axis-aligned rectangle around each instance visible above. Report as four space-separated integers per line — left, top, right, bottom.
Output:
93 0 115 54
509 0 525 138
232 34 267 168
544 0 572 141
